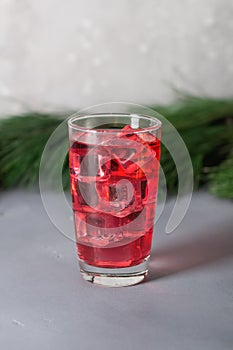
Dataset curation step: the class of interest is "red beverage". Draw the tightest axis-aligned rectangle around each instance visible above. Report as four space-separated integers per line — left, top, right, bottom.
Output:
69 125 161 269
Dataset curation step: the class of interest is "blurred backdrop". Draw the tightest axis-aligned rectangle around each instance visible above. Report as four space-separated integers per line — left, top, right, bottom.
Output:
0 0 232 198
0 0 233 116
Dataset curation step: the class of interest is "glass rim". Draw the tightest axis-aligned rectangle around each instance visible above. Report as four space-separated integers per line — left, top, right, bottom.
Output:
68 113 162 134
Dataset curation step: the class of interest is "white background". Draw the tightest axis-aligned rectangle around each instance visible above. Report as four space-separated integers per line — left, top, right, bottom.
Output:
0 0 233 116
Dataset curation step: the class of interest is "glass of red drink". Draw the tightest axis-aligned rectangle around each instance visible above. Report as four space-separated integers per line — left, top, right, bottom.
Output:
68 113 162 287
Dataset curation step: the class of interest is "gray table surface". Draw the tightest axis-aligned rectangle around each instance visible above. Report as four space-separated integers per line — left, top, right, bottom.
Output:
0 191 233 350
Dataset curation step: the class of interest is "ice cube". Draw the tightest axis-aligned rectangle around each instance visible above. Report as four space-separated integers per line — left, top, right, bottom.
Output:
138 131 157 144
111 146 137 165
95 178 136 218
75 212 125 247
71 131 114 182
116 129 157 177
75 212 109 246
77 181 99 207
78 147 111 182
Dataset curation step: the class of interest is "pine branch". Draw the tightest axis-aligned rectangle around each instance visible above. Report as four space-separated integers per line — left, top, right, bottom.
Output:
209 155 233 199
0 96 232 199
155 96 233 192
0 114 61 188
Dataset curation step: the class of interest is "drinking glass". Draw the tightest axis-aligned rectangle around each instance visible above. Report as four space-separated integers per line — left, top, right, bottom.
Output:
68 113 162 286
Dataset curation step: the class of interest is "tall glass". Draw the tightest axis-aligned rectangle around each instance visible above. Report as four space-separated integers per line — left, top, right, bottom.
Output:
68 113 162 287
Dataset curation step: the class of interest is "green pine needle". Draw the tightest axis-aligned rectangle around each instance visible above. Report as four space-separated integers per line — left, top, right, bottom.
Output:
0 96 232 199
209 155 233 199
0 114 61 188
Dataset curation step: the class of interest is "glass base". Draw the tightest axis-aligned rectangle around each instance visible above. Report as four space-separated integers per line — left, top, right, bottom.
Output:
79 258 149 287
